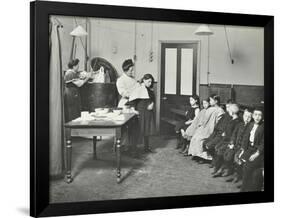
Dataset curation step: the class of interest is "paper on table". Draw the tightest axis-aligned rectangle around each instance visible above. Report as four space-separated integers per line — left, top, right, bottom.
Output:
71 113 125 123
111 114 125 121
73 116 95 122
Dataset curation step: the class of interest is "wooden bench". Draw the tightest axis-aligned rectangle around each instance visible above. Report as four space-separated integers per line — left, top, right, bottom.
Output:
161 117 179 126
161 108 186 127
170 108 186 117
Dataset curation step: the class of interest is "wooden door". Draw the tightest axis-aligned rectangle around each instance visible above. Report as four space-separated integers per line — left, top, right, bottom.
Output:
160 42 198 134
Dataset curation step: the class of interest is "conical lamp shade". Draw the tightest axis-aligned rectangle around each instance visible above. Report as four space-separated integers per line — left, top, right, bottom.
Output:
70 25 88 37
194 24 214 35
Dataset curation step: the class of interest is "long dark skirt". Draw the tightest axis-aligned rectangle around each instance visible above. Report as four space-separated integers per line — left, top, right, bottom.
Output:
136 99 156 143
64 86 81 122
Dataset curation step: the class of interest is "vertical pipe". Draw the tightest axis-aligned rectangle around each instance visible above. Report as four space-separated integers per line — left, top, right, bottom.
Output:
69 36 75 61
84 18 88 70
88 18 92 69
207 35 210 86
133 21 137 77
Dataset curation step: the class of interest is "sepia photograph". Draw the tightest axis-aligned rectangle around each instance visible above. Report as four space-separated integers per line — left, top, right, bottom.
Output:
48 15 266 203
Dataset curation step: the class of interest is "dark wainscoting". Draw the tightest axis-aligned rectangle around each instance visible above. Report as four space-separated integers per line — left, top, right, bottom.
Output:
199 83 264 108
232 84 264 107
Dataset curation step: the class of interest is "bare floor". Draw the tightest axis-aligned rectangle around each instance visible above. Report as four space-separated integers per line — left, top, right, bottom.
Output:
50 136 240 203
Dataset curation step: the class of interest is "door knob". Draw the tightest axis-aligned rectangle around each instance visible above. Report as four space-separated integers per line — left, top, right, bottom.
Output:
162 97 168 100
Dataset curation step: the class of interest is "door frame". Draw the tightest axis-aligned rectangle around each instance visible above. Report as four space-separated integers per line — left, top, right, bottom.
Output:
155 40 201 132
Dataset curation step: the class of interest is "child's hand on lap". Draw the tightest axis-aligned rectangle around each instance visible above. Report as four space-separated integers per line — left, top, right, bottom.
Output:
147 102 154 110
181 129 187 138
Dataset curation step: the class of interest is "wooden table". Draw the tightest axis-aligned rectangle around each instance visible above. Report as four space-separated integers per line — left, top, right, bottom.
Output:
64 113 136 184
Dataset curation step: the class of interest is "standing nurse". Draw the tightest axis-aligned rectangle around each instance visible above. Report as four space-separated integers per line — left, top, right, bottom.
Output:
116 59 138 108
116 59 138 155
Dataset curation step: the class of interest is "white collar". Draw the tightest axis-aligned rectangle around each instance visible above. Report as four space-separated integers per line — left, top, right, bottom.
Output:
121 73 134 79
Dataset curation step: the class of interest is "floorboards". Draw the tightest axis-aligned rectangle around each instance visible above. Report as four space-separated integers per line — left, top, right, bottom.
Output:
50 136 240 203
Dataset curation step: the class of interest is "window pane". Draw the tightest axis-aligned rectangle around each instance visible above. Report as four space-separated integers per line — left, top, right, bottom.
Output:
164 48 177 94
180 48 193 95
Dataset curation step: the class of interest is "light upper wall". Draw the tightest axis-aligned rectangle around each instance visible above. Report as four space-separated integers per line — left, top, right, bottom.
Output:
54 16 264 86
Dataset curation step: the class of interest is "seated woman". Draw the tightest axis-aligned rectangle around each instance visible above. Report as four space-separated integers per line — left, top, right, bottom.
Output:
181 98 210 155
175 95 200 152
64 58 90 122
188 94 225 160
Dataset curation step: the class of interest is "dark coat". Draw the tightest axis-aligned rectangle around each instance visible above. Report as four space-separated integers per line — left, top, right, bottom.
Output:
204 113 232 150
231 121 251 149
223 121 250 162
215 117 240 155
239 122 264 162
64 70 81 122
240 122 264 191
222 117 241 143
241 122 264 154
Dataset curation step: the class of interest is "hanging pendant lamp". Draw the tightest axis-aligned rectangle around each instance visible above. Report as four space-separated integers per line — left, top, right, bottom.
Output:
194 24 214 36
69 25 88 62
70 25 88 37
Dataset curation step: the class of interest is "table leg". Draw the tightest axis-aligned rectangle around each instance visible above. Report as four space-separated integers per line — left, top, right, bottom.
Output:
116 137 121 183
93 136 97 159
65 139 73 183
112 137 117 153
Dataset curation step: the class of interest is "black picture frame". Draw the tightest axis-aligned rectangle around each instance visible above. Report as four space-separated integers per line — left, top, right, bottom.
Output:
30 1 274 217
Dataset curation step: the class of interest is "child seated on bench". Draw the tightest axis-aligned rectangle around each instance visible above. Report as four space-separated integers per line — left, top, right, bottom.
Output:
224 108 253 184
181 98 210 155
238 107 264 192
201 100 233 163
175 95 200 152
188 94 225 160
211 104 240 177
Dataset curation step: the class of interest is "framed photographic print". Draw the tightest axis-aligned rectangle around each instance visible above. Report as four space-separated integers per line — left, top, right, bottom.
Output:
30 0 274 217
